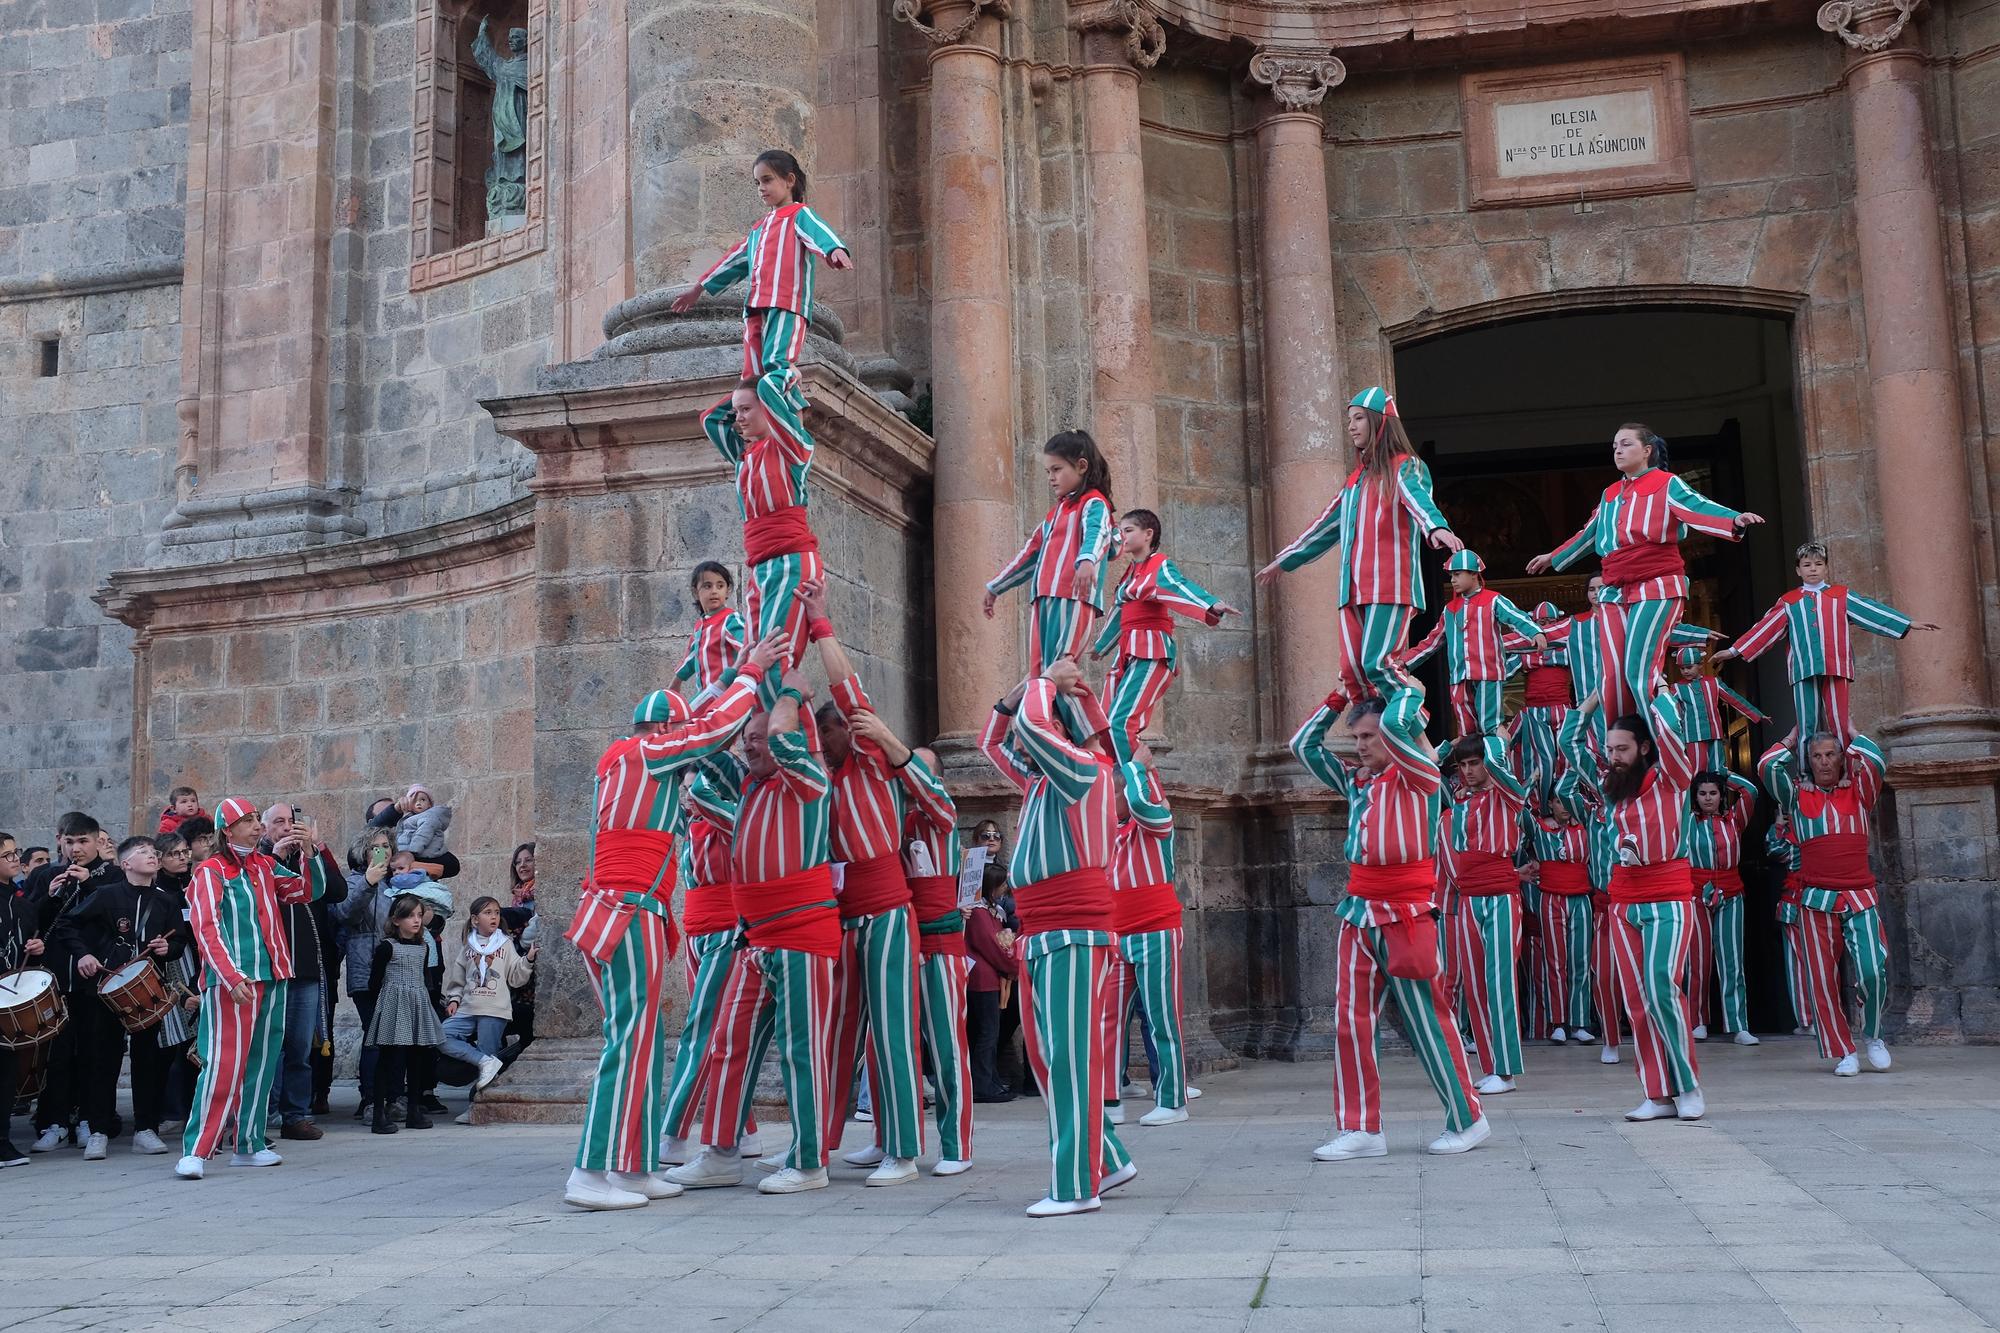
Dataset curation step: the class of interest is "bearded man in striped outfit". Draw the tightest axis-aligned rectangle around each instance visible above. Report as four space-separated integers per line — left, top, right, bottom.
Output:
981 658 1137 1217
1105 746 1191 1127
1439 732 1532 1095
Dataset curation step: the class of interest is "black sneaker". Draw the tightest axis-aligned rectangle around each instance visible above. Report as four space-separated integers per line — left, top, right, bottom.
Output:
420 1094 448 1115
0 1140 27 1167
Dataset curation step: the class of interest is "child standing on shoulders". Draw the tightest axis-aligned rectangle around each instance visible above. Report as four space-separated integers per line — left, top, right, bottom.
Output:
703 380 824 667
159 786 199 836
675 562 747 698
365 896 446 1135
441 897 534 1115
984 430 1120 673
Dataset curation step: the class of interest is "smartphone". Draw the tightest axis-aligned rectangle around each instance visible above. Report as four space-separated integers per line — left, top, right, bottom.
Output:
370 846 390 866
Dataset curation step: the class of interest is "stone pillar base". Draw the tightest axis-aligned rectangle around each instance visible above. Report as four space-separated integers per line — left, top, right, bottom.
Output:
471 1037 598 1124
1882 766 2000 1043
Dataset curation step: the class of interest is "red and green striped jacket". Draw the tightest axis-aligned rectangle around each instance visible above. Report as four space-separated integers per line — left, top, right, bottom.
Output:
596 673 766 837
1550 467 1744 600
675 608 747 694
1759 734 1884 910
897 752 961 881
979 680 1116 883
826 674 911 865
1669 650 1768 743
1685 771 1758 874
988 489 1120 611
1290 699 1442 868
704 397 814 520
1731 585 1913 683
1112 759 1175 889
729 710 834 885
695 202 847 316
1440 735 1529 856
1405 587 1543 683
1274 456 1452 610
1559 692 1698 872
1091 552 1226 662
187 846 330 992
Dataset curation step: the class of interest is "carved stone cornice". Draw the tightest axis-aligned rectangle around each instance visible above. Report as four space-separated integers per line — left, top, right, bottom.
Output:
1817 0 1921 52
1247 46 1347 112
1071 0 1167 69
892 0 1009 46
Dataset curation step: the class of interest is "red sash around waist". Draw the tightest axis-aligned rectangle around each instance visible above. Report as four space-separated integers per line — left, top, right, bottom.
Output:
1799 832 1874 891
1120 602 1174 636
590 828 678 895
909 877 965 957
839 851 912 919
743 505 819 565
909 874 958 921
681 881 739 937
1602 540 1684 591
1538 861 1593 895
733 864 840 957
1524 664 1571 708
1114 881 1183 934
1455 852 1520 896
1700 866 1745 898
1346 861 1437 906
1610 857 1695 904
1013 866 1115 937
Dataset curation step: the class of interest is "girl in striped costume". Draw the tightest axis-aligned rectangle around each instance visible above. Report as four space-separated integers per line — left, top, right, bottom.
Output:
1713 541 1936 751
1759 731 1893 1076
704 384 823 667
1518 581 1718 754
1258 387 1464 712
1669 648 1766 774
1439 732 1531 1094
1685 771 1761 1046
1560 691 1708 1122
672 149 851 421
1089 509 1238 765
1106 748 1190 1127
985 431 1120 673
1765 817 1814 1036
673 561 748 697
980 660 1137 1217
1403 550 1546 738
1291 692 1487 1162
175 798 332 1180
561 651 779 1212
1521 796 1598 1045
1507 600 1573 803
1529 424 1762 720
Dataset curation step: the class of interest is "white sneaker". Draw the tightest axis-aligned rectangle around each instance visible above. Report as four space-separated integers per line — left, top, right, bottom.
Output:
131 1130 168 1156
758 1166 830 1194
1794 1026 1814 1037
454 1109 474 1126
1121 1081 1146 1099
1571 1028 1597 1044
1105 1104 1125 1126
864 1157 918 1187
1601 1046 1621 1065
1100 1161 1138 1192
666 1147 745 1189
737 1129 763 1158
475 1055 504 1091
230 1148 282 1167
82 1133 108 1161
1428 1117 1492 1155
1185 1086 1201 1099
30 1127 63 1153
158 1119 183 1135
853 1108 873 1123
1313 1130 1387 1162
1864 1039 1891 1071
1549 1027 1568 1045
1693 1025 1708 1041
843 1144 886 1168
658 1135 689 1165
1625 1098 1676 1121
1675 1087 1705 1120
1026 1194 1100 1218
1733 1031 1761 1046
1833 1053 1860 1077
174 1154 204 1180
1139 1105 1187 1127
932 1158 972 1177
754 1151 786 1173
563 1168 648 1211
612 1171 683 1200
1475 1075 1516 1095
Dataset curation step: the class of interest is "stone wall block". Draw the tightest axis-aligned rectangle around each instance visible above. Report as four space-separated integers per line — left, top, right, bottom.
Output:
225 628 296 687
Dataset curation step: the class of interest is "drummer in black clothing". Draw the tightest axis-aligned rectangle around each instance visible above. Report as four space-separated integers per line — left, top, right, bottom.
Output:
47 836 189 1160
25 812 121 1152
0 881 47 1166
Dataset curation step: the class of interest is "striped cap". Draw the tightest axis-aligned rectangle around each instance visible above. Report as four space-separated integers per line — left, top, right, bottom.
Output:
1445 549 1485 573
1675 646 1705 671
1349 386 1397 417
214 797 257 829
633 689 691 726
1533 600 1562 622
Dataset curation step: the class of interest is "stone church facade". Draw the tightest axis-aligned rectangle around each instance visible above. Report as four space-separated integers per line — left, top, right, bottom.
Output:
4 0 1998 1104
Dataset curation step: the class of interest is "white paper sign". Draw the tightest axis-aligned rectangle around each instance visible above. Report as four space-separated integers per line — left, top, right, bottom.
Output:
1493 89 1658 178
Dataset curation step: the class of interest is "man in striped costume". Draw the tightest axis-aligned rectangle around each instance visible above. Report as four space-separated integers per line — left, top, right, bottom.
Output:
1765 817 1815 1036
1759 731 1893 1076
1257 387 1464 716
1685 771 1761 1046
673 561 748 697
1291 690 1487 1162
1528 425 1762 719
1403 550 1546 738
986 480 1120 674
703 385 823 668
1714 541 1937 750
1507 600 1573 803
980 660 1138 1217
563 644 782 1211
1559 691 1707 1121
1669 648 1767 774
1439 732 1531 1094
1089 509 1238 765
676 670 844 1195
1521 795 1597 1045
1106 748 1191 1127
174 798 333 1180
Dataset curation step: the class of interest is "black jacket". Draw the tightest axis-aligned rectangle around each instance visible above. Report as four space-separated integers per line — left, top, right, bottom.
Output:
47 879 189 976
24 859 123 991
259 842 349 984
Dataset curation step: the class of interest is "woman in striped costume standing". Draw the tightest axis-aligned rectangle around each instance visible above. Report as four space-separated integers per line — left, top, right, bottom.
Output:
1528 424 1762 720
562 652 780 1212
1439 733 1531 1095
1759 731 1893 1076
1524 578 1720 755
1291 691 1487 1162
1669 649 1767 774
1521 795 1598 1045
704 383 823 668
1106 747 1190 1128
1559 690 1707 1122
980 659 1137 1217
1089 509 1237 766
1685 771 1761 1047
1257 387 1463 711
985 431 1120 673
1402 550 1545 738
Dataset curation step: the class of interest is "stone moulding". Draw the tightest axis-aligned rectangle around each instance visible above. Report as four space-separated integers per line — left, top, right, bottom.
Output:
0 258 182 305
1461 52 1693 209
1247 46 1346 110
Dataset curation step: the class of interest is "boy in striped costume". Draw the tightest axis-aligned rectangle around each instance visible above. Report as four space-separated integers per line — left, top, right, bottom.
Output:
1765 817 1815 1036
1685 771 1761 1046
1258 387 1464 714
677 670 844 1195
980 660 1137 1217
1559 691 1707 1122
672 148 851 420
563 649 781 1212
1759 731 1892 1076
1669 648 1767 773
1402 550 1546 738
1089 509 1238 765
1528 424 1762 719
1290 691 1487 1162
1507 600 1573 803
1439 732 1531 1094
985 431 1120 673
704 385 822 668
1106 748 1190 1127
673 562 747 697
1713 541 1936 749
1521 796 1597 1045
175 798 333 1180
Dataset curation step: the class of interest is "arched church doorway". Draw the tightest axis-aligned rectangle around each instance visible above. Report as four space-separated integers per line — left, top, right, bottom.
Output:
1393 305 1811 1035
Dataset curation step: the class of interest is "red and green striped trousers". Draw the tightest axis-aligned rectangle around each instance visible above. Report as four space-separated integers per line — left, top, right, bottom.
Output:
1778 902 1812 1032
1594 597 1683 721
823 907 925 1161
1340 603 1423 715
1104 926 1187 1111
661 926 757 1143
576 913 674 1174
1606 900 1701 1100
1446 680 1505 739
1331 918 1482 1134
1030 596 1097 674
748 550 826 670
742 307 809 415
700 946 839 1169
916 952 974 1162
1592 897 1626 1050
1020 933 1132 1203
1538 893 1596 1035
1103 654 1176 768
1452 895 1524 1078
183 978 286 1160
1797 901 1887 1060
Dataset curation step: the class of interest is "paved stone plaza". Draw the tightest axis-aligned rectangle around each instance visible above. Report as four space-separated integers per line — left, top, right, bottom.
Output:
5 1039 1999 1333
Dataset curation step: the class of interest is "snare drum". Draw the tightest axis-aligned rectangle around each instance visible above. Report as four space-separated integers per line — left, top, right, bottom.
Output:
0 969 66 1049
98 958 174 1034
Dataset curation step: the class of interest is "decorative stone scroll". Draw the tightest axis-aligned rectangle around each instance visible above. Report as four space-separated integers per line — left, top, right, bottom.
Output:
1461 54 1693 210
1071 0 1166 69
891 0 1008 46
1247 48 1346 112
1816 0 1921 52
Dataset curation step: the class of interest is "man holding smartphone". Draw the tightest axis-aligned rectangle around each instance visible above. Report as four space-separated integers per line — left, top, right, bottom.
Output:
259 805 346 1143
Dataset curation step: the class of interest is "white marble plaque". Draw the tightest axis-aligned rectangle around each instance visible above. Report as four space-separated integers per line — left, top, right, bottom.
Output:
1493 90 1658 178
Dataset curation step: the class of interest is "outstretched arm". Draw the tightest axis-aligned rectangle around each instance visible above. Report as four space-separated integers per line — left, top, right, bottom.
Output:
1848 592 1925 639
1260 491 1343 583
1666 473 1758 540
1718 599 1789 664
1538 504 1601 574
701 396 746 470
1288 693 1355 801
1396 457 1461 553
1723 771 1759 834
1718 680 1767 725
979 682 1034 796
